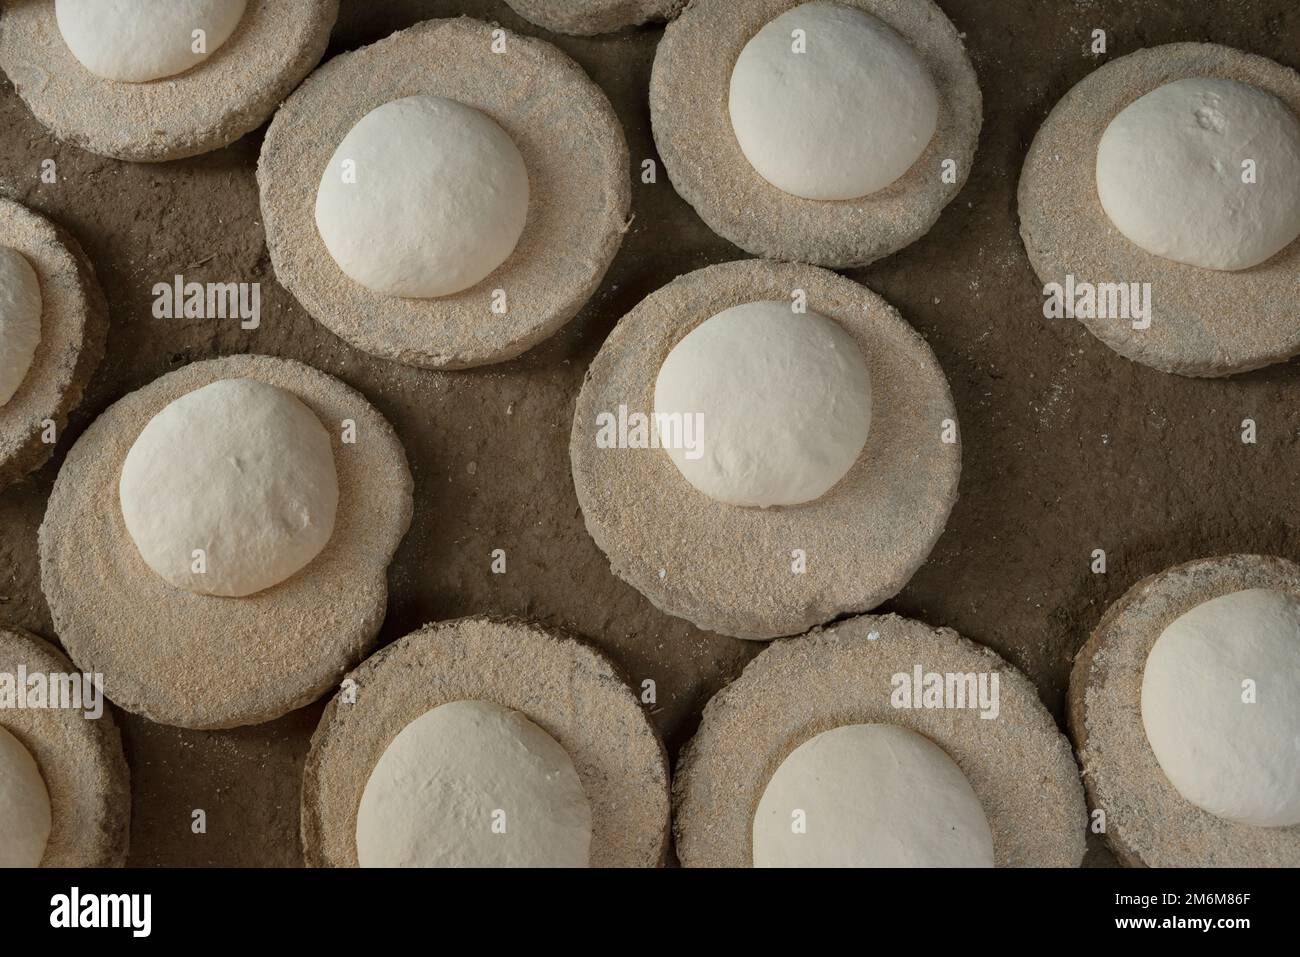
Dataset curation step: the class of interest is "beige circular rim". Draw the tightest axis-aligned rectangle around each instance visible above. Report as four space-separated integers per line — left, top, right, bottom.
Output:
674 614 1088 867
1018 43 1300 377
39 354 413 730
505 0 684 35
1068 554 1300 866
650 0 982 268
0 627 130 867
301 616 671 868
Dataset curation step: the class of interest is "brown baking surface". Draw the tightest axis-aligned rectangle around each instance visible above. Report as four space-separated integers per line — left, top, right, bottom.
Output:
0 0 1298 866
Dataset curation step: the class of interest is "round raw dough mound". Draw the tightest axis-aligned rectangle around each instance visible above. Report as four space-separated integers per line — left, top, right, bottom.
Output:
357 700 592 868
0 246 42 408
119 378 338 597
654 300 871 507
1096 78 1300 271
56 0 246 83
730 3 938 201
1141 588 1300 827
753 723 994 867
0 724 52 868
316 96 529 299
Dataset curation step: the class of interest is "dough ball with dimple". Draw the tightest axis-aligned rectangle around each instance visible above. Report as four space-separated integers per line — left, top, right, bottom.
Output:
728 2 939 201
1096 77 1300 271
1141 588 1300 827
55 0 247 83
118 378 338 598
0 725 52 868
752 723 995 867
356 700 592 868
315 96 530 299
0 246 42 408
653 300 871 507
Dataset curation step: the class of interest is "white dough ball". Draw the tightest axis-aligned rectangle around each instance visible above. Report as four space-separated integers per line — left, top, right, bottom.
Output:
55 0 247 83
0 725 52 868
753 723 995 868
119 378 339 598
356 700 592 868
728 2 940 200
1141 588 1300 827
653 300 871 507
1096 77 1300 271
315 96 530 299
0 246 42 408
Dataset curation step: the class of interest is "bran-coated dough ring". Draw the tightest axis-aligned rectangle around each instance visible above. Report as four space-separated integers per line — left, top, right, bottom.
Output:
649 0 982 268
301 616 671 868
0 0 338 163
505 0 684 36
570 259 960 640
1018 43 1300 377
38 354 413 730
674 614 1088 867
0 198 107 490
258 17 631 370
1068 554 1300 867
0 627 130 867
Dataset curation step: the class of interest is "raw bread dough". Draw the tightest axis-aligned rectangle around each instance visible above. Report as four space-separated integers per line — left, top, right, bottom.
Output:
0 246 42 408
55 0 247 83
752 723 995 867
0 725 52 868
1141 587 1300 827
355 699 592 868
315 95 530 299
728 2 939 201
1096 77 1300 271
118 377 339 598
653 300 871 507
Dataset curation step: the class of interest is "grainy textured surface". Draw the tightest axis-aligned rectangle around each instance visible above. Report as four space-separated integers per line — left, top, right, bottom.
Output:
39 355 413 729
0 197 106 488
1068 554 1300 867
302 616 670 867
0 0 338 162
674 615 1087 867
571 260 960 639
258 17 631 369
0 627 130 866
651 0 982 267
1019 43 1300 376
0 0 1296 867
505 0 683 35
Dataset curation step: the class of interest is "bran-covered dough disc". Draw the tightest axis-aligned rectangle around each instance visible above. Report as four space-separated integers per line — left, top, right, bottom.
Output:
0 198 108 490
1069 554 1300 867
0 628 130 867
0 0 337 163
674 614 1087 867
258 17 631 370
649 0 981 267
570 260 960 640
301 616 671 868
38 354 413 730
505 0 683 35
1018 44 1300 377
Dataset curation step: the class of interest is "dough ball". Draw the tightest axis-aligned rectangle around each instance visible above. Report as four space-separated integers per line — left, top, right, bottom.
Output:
753 723 994 867
119 378 338 598
0 725 52 868
1141 587 1300 826
728 2 940 200
653 300 871 507
315 96 530 299
356 700 592 868
1096 77 1300 271
0 246 42 408
55 0 247 83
